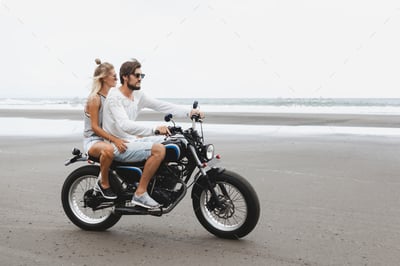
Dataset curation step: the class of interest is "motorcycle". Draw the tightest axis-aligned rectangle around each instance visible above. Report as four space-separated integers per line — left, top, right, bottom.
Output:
61 102 260 239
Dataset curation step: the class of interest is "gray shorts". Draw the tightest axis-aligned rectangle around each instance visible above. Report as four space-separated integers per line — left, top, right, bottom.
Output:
113 136 165 162
83 136 104 153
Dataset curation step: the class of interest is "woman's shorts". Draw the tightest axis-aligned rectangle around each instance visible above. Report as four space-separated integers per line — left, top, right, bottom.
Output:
83 136 104 153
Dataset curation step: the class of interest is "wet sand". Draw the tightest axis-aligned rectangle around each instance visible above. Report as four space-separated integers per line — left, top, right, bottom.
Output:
0 110 399 265
1 108 400 127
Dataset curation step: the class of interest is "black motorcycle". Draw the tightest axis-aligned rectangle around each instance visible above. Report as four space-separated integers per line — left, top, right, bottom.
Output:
61 102 260 239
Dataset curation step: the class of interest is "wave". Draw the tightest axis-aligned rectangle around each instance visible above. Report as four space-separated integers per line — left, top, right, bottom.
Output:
1 98 400 114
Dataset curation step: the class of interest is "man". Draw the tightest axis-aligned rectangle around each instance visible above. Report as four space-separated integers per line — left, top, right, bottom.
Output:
103 59 203 208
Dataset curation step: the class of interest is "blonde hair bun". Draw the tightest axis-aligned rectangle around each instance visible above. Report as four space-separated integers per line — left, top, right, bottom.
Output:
95 58 102 65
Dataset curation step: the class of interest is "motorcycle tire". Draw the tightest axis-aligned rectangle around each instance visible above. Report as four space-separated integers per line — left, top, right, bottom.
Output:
61 165 121 231
192 170 260 239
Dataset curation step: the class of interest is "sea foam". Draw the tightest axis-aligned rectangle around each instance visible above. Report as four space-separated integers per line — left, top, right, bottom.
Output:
2 98 400 115
0 118 399 138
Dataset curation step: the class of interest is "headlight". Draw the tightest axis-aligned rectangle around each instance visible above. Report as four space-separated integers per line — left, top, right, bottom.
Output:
205 144 214 161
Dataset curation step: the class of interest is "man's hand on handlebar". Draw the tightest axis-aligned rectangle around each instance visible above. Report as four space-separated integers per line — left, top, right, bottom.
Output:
155 125 171 136
190 109 205 119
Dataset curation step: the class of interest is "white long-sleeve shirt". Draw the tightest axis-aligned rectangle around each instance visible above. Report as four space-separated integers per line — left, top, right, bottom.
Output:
103 87 189 139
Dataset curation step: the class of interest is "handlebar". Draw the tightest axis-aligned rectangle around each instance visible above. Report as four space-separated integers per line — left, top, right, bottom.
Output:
164 113 173 122
156 100 201 135
168 126 182 135
154 126 182 136
191 100 201 122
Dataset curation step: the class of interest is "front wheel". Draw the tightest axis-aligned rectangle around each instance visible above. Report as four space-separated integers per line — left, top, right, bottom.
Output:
61 165 121 231
192 170 260 239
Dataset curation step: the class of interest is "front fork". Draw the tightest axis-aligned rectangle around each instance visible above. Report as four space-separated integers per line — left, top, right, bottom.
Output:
189 145 225 208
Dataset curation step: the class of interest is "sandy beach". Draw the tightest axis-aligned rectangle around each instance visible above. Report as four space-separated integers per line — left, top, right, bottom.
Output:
0 109 399 265
1 109 400 127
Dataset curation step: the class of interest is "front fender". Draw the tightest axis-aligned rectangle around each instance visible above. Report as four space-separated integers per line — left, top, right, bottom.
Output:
191 167 225 199
206 167 225 180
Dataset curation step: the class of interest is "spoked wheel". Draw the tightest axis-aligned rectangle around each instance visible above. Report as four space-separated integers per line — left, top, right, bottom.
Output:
61 165 121 231
192 170 260 239
200 182 248 231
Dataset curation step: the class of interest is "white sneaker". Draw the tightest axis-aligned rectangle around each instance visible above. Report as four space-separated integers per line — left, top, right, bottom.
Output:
131 192 161 209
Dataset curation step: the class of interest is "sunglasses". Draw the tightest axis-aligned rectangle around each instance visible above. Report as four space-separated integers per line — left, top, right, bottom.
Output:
132 73 145 79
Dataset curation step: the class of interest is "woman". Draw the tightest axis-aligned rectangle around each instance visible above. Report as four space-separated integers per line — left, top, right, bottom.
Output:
83 59 127 199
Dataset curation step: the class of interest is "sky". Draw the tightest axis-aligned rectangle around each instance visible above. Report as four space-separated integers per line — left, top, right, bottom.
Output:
1 0 400 99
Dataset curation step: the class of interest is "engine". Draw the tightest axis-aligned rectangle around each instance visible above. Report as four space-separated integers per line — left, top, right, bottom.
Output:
150 165 184 207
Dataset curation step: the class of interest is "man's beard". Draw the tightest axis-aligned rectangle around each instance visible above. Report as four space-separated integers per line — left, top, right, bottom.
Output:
127 83 141 91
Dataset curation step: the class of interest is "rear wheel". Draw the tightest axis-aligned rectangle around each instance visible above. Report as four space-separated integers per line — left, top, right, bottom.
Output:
192 170 260 239
61 165 121 231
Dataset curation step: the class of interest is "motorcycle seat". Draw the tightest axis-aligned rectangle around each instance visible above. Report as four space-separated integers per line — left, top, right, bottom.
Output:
88 155 146 168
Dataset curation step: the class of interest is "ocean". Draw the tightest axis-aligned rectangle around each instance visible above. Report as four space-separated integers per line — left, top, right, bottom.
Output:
1 98 400 115
1 98 400 137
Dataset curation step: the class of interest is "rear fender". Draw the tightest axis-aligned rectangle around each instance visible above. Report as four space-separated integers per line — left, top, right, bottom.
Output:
67 164 100 177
